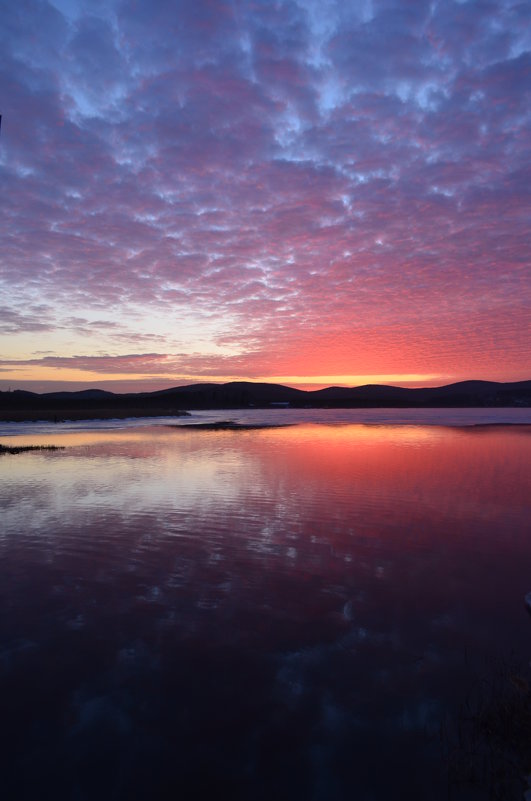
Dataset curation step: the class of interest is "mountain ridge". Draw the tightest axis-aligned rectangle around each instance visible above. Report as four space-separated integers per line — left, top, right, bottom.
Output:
1 379 530 422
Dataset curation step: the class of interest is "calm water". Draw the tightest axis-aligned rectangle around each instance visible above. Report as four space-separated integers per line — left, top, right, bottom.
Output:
1 415 530 800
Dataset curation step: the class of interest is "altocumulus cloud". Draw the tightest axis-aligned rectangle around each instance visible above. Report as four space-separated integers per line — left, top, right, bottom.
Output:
0 0 530 387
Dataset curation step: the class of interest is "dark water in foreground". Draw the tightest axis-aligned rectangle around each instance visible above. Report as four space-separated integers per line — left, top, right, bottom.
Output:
1 420 530 800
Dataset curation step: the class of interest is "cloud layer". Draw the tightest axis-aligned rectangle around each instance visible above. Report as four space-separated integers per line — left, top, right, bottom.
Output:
1 0 530 388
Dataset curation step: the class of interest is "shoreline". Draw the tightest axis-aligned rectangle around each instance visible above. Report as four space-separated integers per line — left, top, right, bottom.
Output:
0 408 192 423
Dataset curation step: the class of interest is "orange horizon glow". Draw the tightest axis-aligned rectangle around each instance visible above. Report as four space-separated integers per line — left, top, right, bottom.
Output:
2 366 530 395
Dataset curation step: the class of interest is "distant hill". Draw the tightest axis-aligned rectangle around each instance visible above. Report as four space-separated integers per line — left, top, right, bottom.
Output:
41 389 116 399
308 380 531 408
1 379 530 422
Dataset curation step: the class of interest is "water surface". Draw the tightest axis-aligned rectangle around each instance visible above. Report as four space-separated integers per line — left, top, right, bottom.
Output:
1 404 531 437
1 420 530 800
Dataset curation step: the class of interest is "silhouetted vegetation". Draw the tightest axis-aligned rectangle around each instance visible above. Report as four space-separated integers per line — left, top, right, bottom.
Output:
0 443 64 455
442 656 531 800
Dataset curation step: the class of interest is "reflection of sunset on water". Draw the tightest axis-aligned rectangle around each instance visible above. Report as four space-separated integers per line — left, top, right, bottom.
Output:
0 427 168 449
3 424 529 531
3 423 529 555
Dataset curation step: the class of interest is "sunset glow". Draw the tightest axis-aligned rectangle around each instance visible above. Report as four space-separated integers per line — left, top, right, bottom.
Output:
1 0 529 391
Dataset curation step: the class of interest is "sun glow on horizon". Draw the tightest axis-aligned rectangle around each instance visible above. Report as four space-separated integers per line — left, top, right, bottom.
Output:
0 366 459 393
257 374 443 389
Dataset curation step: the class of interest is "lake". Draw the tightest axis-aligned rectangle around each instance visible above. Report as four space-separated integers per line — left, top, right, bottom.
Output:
1 410 530 800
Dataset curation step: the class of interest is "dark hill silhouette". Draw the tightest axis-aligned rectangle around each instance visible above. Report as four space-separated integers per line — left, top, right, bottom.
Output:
149 381 302 405
42 389 115 399
0 380 530 422
309 380 531 407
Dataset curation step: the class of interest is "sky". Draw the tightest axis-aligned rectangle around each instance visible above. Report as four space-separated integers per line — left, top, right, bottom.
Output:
1 0 530 392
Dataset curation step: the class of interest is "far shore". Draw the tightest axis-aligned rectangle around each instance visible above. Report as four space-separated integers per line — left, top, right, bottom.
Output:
0 381 531 423
1 380 530 422
0 408 191 423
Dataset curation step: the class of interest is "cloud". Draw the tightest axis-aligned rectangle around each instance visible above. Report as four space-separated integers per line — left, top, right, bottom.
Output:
0 352 174 374
0 0 529 386
0 305 54 334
